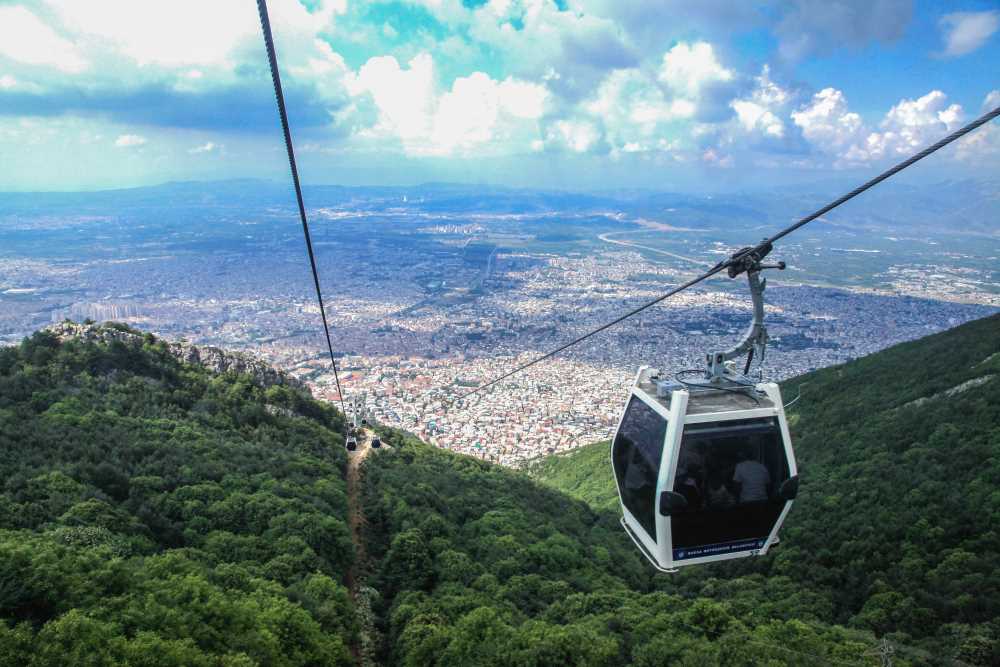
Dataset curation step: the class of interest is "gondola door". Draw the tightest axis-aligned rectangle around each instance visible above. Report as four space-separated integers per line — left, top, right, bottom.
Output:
665 385 798 567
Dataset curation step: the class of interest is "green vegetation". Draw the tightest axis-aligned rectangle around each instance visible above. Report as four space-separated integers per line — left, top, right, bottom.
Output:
0 328 356 665
362 428 876 665
527 436 616 512
529 313 1000 664
2 315 998 665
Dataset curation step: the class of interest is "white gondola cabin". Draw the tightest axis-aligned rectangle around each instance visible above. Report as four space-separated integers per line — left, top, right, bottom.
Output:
612 367 798 570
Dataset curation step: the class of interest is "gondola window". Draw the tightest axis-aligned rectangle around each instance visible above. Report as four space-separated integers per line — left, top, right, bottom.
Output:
671 418 790 554
612 397 668 537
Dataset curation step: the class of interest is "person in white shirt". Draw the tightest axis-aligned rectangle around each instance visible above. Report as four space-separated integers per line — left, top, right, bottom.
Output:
733 449 771 503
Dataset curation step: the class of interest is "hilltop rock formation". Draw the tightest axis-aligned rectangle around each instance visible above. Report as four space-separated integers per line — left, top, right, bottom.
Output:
45 320 304 391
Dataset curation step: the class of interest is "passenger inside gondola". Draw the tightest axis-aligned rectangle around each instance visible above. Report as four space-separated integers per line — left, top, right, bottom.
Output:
706 469 736 509
669 418 789 552
733 444 771 503
675 463 703 510
675 440 708 508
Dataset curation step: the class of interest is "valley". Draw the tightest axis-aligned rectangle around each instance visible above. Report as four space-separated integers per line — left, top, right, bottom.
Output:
1 181 997 466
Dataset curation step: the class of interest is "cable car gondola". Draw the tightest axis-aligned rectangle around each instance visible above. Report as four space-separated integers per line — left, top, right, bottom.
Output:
612 244 798 571
345 436 358 452
371 436 381 449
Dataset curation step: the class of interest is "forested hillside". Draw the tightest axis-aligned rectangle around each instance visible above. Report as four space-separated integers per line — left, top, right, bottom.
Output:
361 427 873 665
2 317 997 665
529 313 1000 664
0 325 356 665
528 433 618 513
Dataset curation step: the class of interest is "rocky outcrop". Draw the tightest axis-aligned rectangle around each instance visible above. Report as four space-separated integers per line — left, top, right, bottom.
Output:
46 321 305 391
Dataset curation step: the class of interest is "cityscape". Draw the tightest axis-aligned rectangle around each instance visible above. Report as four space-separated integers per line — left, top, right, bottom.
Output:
2 181 997 466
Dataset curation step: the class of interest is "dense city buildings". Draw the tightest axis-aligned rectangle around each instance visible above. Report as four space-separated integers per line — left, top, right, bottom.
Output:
2 184 998 465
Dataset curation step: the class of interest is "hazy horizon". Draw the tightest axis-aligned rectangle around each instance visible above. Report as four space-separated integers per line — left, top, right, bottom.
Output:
1 172 996 198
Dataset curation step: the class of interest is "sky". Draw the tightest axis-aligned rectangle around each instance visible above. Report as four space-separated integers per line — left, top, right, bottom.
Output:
0 0 998 191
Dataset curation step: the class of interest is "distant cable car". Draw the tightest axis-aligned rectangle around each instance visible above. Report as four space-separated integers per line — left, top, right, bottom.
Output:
611 244 798 571
371 437 381 449
346 436 358 452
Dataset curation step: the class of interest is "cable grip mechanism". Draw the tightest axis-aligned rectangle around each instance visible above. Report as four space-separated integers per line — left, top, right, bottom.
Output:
705 240 786 382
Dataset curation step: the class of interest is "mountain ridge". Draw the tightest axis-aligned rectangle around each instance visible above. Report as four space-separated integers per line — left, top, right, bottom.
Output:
44 319 304 390
3 178 997 234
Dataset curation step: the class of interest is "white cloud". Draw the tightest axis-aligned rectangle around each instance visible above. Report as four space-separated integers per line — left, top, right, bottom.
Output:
291 39 350 79
0 75 16 90
732 100 784 137
580 69 693 153
938 11 999 58
792 88 865 155
954 90 1000 161
0 0 358 139
189 142 218 154
545 119 602 153
589 69 693 122
656 41 738 122
49 0 251 67
345 52 548 156
114 134 147 148
865 90 963 159
730 67 790 139
0 6 88 72
793 89 967 165
432 74 500 151
406 0 627 104
750 64 790 107
658 41 733 98
497 78 549 119
430 73 548 155
46 0 338 69
560 41 735 157
347 54 437 144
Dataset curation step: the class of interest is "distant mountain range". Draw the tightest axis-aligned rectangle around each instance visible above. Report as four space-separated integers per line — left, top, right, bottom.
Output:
2 178 997 235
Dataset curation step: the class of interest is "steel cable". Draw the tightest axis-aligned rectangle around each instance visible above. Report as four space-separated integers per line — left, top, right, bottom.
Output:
458 103 1000 401
256 0 346 415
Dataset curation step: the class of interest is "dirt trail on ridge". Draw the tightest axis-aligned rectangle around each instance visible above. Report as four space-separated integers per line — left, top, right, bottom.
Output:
345 429 373 594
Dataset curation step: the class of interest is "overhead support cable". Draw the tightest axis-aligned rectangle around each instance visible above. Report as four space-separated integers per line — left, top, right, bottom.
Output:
457 265 729 400
256 0 346 414
458 103 1000 401
762 104 1000 247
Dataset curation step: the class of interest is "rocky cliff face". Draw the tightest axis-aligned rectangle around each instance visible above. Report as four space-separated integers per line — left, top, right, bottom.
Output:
46 321 305 391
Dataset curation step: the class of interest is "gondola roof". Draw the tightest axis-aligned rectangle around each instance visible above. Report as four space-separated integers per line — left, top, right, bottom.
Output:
636 376 775 415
